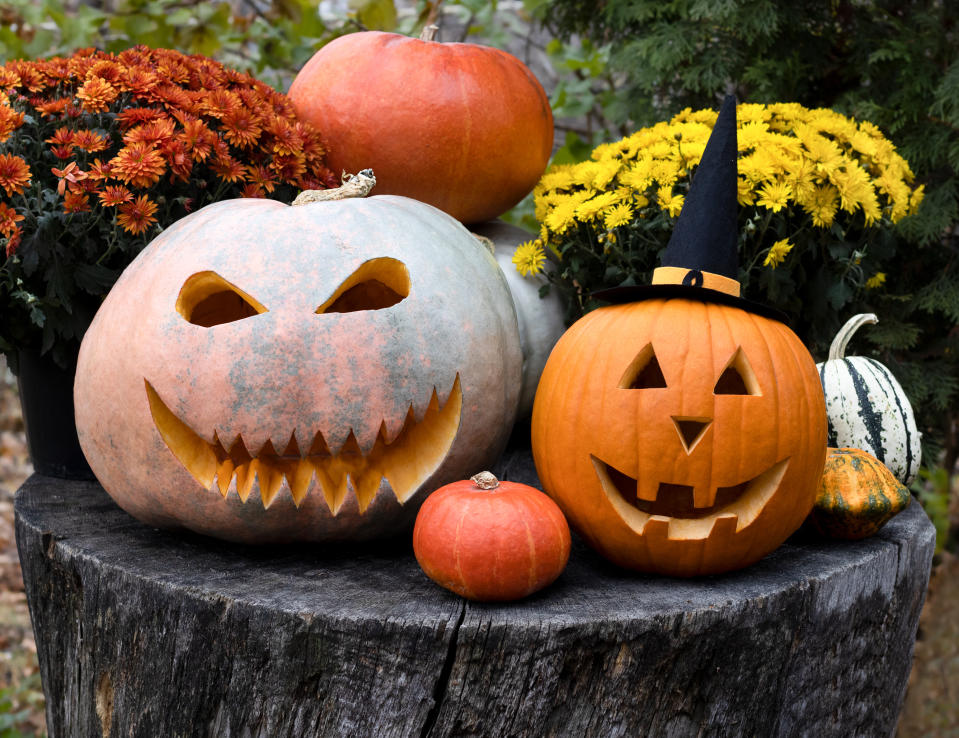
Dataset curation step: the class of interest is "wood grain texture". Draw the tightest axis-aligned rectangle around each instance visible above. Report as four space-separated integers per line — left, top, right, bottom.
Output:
15 447 934 738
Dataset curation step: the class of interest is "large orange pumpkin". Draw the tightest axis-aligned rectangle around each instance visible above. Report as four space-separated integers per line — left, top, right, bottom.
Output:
74 194 523 543
532 298 828 577
287 29 554 225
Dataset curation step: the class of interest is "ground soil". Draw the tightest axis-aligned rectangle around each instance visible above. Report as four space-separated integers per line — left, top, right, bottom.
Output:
0 358 955 736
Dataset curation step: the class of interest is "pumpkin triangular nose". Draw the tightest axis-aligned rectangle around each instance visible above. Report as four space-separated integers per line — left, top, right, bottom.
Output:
672 417 712 453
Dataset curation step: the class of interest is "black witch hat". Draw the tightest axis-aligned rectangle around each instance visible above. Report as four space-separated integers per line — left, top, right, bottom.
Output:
594 95 786 323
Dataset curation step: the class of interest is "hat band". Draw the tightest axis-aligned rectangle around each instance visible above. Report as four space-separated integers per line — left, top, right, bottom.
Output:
651 267 741 297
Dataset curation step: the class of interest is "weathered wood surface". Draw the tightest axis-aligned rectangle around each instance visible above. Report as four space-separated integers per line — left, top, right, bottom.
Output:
16 449 935 738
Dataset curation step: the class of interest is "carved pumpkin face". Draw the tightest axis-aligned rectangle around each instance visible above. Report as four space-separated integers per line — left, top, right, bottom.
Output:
532 298 827 576
75 196 522 543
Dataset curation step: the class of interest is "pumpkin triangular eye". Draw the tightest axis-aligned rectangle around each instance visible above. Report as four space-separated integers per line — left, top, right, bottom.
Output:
177 271 267 327
714 347 761 395
619 343 667 389
317 257 410 314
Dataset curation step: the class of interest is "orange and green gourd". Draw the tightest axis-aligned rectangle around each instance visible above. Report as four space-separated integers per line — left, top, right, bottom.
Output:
809 447 911 540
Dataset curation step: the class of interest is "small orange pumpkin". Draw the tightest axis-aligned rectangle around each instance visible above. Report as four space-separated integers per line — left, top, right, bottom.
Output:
809 447 911 540
413 472 571 601
287 28 554 225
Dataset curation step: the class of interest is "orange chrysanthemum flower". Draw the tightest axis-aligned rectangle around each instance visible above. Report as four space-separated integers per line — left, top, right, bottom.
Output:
116 194 158 235
4 228 21 258
245 164 278 193
76 76 119 113
86 158 113 181
0 68 20 89
266 117 302 156
0 201 24 237
116 107 164 129
160 139 192 181
32 97 70 117
271 153 307 182
110 142 166 188
51 161 87 195
98 185 133 207
221 108 262 148
124 116 175 147
0 153 31 196
63 190 91 213
72 129 111 152
46 127 75 148
178 117 215 162
0 104 24 140
239 182 264 198
211 154 246 183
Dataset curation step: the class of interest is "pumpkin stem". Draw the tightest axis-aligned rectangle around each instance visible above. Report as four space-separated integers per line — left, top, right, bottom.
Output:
292 169 376 206
420 24 439 42
828 313 878 360
471 233 496 256
470 471 500 490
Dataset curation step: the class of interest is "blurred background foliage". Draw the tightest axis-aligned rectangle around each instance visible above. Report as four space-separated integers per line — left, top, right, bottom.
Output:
0 0 956 551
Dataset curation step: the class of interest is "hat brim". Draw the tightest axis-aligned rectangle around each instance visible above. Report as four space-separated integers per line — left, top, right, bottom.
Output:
590 284 790 324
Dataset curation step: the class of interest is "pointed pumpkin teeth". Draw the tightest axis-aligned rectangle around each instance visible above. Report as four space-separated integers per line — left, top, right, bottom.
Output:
235 461 255 502
216 458 235 498
145 374 462 511
286 459 314 507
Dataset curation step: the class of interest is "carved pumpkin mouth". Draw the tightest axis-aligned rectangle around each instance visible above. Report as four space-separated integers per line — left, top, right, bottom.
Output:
591 455 790 539
144 375 462 514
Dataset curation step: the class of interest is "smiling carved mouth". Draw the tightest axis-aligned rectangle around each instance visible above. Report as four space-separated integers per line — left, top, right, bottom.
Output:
591 455 790 539
145 375 462 514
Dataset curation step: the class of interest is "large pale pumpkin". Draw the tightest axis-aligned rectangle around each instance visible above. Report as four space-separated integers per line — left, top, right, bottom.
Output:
532 298 828 577
472 219 567 417
75 195 523 543
287 30 554 225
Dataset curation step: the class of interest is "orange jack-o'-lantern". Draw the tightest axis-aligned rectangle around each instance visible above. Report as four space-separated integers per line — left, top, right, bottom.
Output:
75 185 522 543
532 298 827 576
531 97 827 576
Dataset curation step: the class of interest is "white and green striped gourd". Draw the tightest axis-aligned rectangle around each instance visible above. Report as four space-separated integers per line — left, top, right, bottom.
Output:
816 314 921 485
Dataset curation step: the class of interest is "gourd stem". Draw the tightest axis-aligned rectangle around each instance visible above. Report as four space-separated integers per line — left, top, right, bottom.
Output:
292 169 376 206
470 471 500 490
420 24 439 42
828 313 878 360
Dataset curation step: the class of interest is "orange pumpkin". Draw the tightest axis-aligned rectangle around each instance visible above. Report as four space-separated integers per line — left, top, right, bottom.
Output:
413 471 571 601
287 29 554 225
531 298 828 577
74 194 523 543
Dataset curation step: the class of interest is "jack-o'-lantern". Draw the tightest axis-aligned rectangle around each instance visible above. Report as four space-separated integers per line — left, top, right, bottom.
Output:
531 97 828 576
75 176 523 543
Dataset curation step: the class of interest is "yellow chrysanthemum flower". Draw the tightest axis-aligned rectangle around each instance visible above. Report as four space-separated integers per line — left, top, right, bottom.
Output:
865 272 887 289
512 239 547 277
657 186 684 217
763 238 793 268
603 202 633 229
757 180 793 212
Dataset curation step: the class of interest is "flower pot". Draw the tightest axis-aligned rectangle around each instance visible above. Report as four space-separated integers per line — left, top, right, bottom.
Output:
17 347 94 480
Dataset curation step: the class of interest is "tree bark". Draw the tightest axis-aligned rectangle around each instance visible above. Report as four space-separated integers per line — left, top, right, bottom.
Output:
16 449 935 738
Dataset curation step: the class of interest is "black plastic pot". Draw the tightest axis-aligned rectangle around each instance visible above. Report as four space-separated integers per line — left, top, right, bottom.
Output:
16 347 95 480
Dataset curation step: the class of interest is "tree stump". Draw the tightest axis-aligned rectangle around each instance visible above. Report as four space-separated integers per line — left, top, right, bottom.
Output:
16 449 934 738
